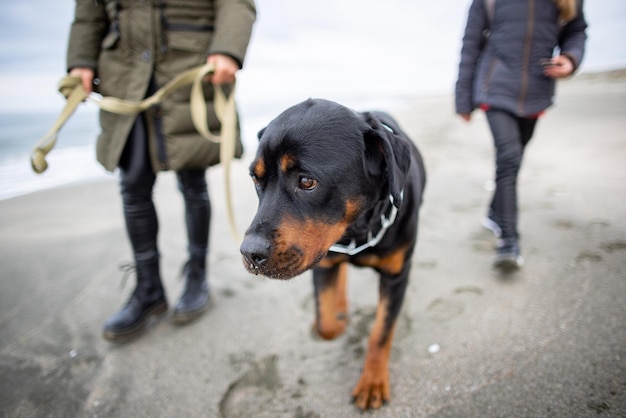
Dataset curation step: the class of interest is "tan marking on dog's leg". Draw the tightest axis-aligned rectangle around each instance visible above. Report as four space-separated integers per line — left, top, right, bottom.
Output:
315 263 348 340
352 296 395 410
275 198 363 274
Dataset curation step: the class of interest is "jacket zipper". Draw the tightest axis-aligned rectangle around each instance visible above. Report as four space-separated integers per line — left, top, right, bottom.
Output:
518 0 535 115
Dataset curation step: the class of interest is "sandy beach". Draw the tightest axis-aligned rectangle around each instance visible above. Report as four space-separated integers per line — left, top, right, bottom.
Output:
1 70 625 417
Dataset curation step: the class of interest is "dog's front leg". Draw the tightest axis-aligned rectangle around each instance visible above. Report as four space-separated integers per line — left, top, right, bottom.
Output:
312 261 349 340
352 270 408 410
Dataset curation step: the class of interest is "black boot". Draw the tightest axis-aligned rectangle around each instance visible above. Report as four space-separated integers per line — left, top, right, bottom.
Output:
103 262 168 341
172 257 210 324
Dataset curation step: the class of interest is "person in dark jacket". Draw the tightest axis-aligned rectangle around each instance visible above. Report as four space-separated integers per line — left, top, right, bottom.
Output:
67 0 256 341
455 0 587 269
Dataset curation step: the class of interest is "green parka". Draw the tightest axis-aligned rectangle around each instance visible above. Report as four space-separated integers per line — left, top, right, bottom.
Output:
67 0 256 172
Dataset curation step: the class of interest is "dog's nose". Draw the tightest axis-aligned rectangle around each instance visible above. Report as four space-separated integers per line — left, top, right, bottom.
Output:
240 234 271 271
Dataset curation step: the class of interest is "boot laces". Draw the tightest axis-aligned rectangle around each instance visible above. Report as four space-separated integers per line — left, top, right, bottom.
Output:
118 262 136 290
179 260 191 282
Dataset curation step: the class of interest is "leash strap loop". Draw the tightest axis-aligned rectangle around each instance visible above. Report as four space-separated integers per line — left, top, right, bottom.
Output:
30 63 241 241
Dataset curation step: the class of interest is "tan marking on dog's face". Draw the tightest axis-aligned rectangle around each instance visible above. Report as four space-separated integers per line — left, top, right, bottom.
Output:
315 263 348 340
280 153 297 173
261 198 363 279
354 244 410 276
343 198 362 224
272 217 348 275
252 158 266 179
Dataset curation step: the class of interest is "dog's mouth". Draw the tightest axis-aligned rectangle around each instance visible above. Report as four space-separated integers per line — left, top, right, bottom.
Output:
241 215 353 280
243 263 299 280
241 243 325 280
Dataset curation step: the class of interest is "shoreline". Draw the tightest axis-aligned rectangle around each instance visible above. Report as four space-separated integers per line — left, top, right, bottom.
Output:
3 67 624 204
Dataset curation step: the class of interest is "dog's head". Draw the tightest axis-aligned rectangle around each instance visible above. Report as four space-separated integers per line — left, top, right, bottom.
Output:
240 99 410 279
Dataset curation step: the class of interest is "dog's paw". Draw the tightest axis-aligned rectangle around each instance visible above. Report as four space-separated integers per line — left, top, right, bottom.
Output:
351 366 390 410
313 311 347 340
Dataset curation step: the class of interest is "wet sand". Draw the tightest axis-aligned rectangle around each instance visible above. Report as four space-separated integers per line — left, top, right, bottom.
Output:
1 70 625 417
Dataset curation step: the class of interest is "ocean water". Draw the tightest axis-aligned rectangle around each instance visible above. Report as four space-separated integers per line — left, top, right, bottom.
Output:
0 108 107 200
1 0 625 201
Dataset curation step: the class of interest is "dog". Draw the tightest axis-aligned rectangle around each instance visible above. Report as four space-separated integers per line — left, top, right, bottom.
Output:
240 98 426 410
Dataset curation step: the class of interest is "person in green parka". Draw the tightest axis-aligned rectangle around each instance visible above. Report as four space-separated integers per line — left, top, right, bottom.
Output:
66 0 256 341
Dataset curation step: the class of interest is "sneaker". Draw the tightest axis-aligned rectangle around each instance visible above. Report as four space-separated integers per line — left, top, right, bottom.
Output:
481 216 502 238
494 240 523 270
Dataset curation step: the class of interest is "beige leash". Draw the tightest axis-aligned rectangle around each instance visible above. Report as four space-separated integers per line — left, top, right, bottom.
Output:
30 63 241 241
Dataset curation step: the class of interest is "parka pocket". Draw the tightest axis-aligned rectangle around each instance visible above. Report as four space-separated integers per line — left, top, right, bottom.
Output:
164 31 213 99
168 31 211 53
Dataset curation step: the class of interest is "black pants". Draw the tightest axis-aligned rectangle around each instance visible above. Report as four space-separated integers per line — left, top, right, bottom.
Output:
485 109 538 242
118 113 211 270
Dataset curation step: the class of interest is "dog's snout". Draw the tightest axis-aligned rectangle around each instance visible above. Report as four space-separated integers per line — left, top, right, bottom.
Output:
240 234 271 271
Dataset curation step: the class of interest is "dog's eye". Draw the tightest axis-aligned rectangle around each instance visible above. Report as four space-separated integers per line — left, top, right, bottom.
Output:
298 176 318 191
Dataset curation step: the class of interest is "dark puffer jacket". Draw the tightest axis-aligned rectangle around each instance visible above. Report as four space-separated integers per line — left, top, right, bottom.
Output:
455 0 587 117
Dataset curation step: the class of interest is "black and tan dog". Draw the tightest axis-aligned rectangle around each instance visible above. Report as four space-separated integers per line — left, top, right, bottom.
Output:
240 98 426 410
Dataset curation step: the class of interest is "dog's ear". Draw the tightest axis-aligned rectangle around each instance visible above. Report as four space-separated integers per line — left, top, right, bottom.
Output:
362 112 411 207
257 126 267 141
